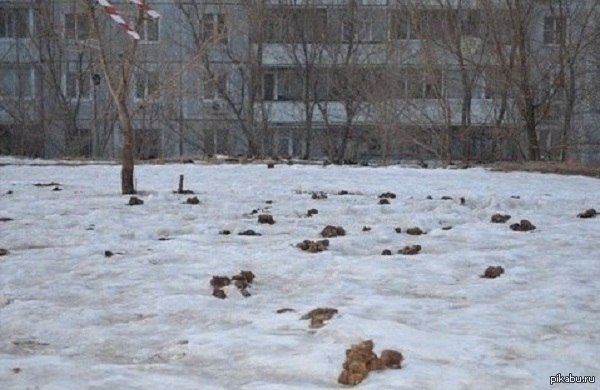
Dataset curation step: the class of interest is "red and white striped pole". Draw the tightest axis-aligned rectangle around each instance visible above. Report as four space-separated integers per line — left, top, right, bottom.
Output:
97 0 140 40
127 0 161 19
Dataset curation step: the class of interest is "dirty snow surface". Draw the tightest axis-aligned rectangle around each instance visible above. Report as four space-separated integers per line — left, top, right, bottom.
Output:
1 159 599 389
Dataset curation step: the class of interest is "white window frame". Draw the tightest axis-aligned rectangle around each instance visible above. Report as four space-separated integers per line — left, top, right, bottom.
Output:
64 12 89 41
543 16 566 45
0 66 35 98
64 70 92 101
140 18 160 43
135 71 160 101
342 19 376 43
202 13 228 44
391 9 418 40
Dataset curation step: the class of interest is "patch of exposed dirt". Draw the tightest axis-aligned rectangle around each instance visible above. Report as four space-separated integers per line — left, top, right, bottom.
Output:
490 161 600 178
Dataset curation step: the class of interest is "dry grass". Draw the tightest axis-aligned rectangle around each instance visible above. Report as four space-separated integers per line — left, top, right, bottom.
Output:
490 161 600 178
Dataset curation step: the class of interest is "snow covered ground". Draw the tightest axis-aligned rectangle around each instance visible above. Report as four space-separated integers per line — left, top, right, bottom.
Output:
1 158 599 389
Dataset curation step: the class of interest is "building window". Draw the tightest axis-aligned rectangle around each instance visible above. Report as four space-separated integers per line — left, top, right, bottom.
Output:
135 71 159 100
141 18 159 42
398 68 444 99
261 70 303 102
0 66 34 97
423 70 443 98
544 16 566 45
65 13 89 40
342 18 381 43
202 13 227 44
391 9 419 40
0 7 30 38
460 10 481 37
65 71 91 99
203 73 227 100
263 72 275 101
265 9 289 43
265 8 327 43
293 8 327 43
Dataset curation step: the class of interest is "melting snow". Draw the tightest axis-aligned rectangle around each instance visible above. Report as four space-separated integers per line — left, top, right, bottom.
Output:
1 159 599 389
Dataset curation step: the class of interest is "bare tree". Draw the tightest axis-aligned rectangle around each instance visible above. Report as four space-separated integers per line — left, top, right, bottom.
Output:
0 2 43 156
317 2 386 163
173 0 275 157
265 1 328 159
85 0 147 194
546 1 600 161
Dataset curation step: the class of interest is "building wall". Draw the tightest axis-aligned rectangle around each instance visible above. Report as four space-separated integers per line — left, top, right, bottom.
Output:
0 0 598 163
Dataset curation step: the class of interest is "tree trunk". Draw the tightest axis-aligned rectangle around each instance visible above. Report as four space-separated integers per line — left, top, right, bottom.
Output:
560 64 577 162
461 90 473 162
524 102 540 161
117 97 135 194
336 109 355 163
121 119 135 194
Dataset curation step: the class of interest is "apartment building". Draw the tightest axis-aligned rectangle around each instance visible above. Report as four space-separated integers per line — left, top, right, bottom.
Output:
1 0 598 163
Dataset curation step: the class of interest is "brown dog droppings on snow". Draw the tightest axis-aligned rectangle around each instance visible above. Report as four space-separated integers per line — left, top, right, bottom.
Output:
577 209 597 219
301 307 338 328
406 227 425 235
379 350 404 369
276 308 296 314
338 340 403 386
212 288 226 299
510 219 536 231
321 225 345 238
186 196 200 205
238 230 261 236
482 266 505 279
399 245 421 255
378 192 396 199
258 214 275 224
128 196 144 206
312 191 328 200
297 239 329 253
491 214 511 223
210 276 231 289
